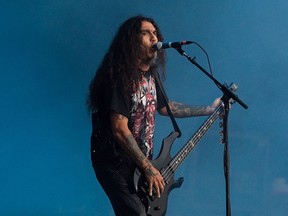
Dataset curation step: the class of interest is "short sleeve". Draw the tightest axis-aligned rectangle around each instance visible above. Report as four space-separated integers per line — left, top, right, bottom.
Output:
110 80 131 118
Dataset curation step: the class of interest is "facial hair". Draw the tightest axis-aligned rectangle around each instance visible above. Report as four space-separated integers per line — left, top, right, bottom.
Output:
141 48 158 67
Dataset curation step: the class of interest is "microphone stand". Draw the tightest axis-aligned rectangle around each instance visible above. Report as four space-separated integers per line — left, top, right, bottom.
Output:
172 46 248 216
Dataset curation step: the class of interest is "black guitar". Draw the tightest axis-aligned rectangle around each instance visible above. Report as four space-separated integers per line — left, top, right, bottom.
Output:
133 84 237 216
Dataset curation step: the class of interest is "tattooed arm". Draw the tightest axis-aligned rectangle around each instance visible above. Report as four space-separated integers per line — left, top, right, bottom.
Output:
110 111 165 197
158 97 222 117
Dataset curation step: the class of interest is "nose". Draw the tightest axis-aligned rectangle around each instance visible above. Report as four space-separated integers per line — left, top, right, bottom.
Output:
151 33 157 43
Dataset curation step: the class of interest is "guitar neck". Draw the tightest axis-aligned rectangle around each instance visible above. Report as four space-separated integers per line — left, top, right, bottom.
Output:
167 104 224 176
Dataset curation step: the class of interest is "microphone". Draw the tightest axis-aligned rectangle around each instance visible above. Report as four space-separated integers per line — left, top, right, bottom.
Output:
153 41 193 51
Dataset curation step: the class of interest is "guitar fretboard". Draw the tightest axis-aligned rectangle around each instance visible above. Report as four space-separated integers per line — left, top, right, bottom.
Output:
161 104 224 182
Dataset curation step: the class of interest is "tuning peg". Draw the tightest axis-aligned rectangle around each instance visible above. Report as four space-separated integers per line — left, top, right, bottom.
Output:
219 121 224 128
219 130 224 144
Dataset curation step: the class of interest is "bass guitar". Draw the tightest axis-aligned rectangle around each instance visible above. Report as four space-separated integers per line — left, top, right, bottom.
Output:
133 83 237 216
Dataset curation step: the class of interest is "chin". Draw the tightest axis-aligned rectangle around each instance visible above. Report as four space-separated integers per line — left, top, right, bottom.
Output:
148 53 157 66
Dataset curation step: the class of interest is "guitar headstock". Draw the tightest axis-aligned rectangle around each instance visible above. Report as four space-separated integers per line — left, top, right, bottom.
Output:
219 82 238 144
222 82 238 104
228 82 238 104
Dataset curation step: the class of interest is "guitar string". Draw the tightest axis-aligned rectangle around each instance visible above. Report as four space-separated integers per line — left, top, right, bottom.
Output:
161 105 224 183
161 108 221 182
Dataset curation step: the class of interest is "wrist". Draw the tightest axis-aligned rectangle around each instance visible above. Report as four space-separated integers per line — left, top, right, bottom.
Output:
143 162 152 171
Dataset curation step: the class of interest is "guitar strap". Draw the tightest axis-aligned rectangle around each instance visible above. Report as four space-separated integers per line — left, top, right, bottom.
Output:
153 70 182 137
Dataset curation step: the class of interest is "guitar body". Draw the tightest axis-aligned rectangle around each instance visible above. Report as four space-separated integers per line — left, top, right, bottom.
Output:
134 131 184 216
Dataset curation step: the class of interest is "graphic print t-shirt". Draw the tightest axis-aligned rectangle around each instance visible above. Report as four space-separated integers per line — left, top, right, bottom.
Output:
130 72 158 159
110 71 165 159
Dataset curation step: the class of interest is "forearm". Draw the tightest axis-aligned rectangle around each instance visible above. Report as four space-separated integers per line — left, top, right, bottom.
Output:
116 132 151 170
110 112 151 170
168 100 214 117
110 113 165 197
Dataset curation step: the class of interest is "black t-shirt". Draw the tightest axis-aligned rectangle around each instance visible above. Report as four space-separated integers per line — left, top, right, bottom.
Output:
91 70 166 161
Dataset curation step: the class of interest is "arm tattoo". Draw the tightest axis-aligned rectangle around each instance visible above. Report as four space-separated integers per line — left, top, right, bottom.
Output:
169 101 212 117
125 134 147 162
121 133 152 171
144 163 157 177
111 112 153 171
125 134 157 177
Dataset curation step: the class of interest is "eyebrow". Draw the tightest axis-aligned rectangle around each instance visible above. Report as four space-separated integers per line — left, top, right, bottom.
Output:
140 29 157 34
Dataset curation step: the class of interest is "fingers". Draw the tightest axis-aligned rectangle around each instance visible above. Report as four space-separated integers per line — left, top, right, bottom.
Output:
213 97 222 107
148 176 165 198
159 179 165 195
155 179 164 198
144 165 165 197
148 181 153 196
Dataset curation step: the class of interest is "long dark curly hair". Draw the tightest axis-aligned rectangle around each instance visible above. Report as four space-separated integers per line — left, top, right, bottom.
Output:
87 15 166 113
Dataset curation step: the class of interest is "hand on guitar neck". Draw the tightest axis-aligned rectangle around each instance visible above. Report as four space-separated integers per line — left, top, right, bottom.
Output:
208 97 223 114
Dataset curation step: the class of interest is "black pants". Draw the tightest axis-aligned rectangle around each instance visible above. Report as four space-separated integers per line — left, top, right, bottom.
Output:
93 156 147 216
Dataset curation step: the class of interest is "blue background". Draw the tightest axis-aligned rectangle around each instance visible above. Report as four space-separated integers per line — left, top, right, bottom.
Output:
1 1 288 215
